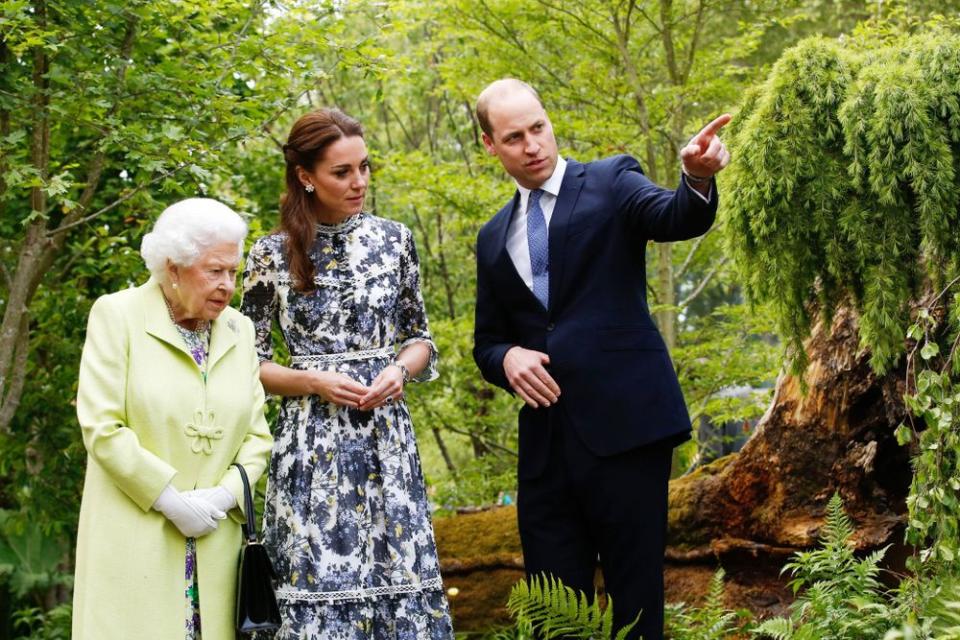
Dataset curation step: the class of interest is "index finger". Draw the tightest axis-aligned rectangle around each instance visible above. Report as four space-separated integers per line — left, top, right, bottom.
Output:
696 113 732 142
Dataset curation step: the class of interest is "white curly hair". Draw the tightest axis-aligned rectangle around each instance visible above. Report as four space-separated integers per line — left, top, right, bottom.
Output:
140 198 247 283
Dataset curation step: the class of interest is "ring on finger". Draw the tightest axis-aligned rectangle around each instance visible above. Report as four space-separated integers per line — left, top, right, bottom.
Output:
386 395 393 405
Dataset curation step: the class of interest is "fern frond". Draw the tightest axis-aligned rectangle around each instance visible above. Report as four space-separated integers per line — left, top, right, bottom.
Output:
753 616 795 639
506 573 636 640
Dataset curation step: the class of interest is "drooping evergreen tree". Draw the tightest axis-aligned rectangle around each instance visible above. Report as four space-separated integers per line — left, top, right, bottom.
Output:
725 30 960 374
716 29 960 582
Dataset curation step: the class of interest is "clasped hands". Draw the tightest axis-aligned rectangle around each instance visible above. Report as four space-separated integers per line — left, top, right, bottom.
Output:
308 365 405 411
504 346 561 409
152 484 236 538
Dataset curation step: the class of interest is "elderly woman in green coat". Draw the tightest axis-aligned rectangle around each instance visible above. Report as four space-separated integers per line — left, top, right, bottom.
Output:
72 198 274 640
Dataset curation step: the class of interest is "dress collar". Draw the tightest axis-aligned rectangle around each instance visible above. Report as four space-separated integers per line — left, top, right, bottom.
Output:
316 212 365 235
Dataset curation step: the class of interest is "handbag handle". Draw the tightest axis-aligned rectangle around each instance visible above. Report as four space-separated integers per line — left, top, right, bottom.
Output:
231 462 257 543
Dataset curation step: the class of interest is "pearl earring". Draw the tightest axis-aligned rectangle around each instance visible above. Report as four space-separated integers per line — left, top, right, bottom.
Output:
172 282 178 289
304 184 315 193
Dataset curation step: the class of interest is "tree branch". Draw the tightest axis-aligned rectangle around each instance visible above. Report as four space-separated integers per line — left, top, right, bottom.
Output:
431 426 458 476
534 0 613 44
0 312 29 433
679 0 707 85
214 0 265 90
676 225 716 280
659 0 680 85
29 0 50 220
0 37 10 223
48 89 309 238
680 255 729 309
435 420 517 457
434 209 458 320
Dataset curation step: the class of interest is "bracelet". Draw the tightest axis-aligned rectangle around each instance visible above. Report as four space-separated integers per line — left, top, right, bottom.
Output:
390 360 410 384
682 167 712 185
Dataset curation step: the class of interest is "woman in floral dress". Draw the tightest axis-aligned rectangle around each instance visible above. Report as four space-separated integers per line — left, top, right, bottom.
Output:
241 108 453 639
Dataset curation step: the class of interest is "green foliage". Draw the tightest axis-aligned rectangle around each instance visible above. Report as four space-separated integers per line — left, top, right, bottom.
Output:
886 574 960 639
726 30 960 375
901 291 960 574
10 604 72 640
753 493 895 639
673 303 780 427
0 510 71 601
664 568 748 640
506 574 638 640
431 453 516 512
7 2 960 636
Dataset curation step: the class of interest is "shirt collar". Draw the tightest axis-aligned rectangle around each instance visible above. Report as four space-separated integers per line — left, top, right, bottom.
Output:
516 156 568 201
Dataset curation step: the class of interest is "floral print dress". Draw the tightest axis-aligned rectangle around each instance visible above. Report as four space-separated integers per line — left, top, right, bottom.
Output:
171 322 211 640
240 213 453 640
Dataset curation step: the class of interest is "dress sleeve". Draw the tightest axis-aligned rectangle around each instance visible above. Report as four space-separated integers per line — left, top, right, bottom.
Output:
395 226 438 382
240 237 279 363
76 295 177 511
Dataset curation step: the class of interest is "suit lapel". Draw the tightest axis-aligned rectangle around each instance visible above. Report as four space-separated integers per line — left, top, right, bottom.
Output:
208 313 239 370
142 278 238 369
143 279 194 360
491 193 543 307
547 159 586 309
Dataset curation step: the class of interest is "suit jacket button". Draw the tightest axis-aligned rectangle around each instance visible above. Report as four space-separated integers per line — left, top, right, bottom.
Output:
546 323 555 331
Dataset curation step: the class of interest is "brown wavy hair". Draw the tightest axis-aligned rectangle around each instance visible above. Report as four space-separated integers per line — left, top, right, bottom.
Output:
280 108 364 292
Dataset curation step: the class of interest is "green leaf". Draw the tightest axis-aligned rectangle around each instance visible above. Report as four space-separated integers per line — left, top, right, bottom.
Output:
922 342 941 360
895 423 913 446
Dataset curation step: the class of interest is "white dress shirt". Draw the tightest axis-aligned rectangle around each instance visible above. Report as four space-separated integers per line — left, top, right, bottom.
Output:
506 157 568 290
506 156 711 292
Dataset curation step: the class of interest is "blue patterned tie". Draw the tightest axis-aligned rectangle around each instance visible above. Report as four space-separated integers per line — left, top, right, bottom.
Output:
526 189 549 308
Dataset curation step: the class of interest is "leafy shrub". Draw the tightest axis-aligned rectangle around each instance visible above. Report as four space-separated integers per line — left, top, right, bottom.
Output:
753 493 894 639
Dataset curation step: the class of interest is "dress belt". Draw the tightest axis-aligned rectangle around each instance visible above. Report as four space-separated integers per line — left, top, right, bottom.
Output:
290 346 394 365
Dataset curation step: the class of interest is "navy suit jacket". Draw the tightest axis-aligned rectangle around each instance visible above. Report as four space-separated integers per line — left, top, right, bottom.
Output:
473 155 718 479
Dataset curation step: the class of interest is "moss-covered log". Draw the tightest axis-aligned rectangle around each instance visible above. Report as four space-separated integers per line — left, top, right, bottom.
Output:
434 506 524 631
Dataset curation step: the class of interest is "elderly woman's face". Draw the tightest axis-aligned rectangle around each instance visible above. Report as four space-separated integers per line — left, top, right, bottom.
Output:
169 242 240 321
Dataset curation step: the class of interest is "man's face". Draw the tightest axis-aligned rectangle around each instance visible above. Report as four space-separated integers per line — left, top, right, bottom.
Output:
482 90 559 190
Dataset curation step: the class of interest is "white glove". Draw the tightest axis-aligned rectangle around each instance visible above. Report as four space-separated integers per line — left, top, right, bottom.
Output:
152 484 226 538
185 486 237 513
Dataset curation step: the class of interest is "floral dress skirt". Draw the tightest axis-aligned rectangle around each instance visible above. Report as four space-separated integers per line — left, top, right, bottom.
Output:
261 351 452 640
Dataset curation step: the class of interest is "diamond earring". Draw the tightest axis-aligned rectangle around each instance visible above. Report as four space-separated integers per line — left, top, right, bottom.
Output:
304 184 315 193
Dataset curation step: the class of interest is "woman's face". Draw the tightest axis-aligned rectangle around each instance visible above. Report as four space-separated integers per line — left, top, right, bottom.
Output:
168 242 240 322
299 135 370 222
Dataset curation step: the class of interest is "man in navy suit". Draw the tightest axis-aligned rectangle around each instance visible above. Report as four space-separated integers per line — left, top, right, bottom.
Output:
472 78 730 640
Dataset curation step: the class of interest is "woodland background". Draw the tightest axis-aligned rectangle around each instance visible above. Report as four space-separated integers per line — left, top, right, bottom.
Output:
2 1 960 638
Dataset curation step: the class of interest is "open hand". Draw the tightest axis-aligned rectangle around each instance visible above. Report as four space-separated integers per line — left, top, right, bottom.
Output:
680 114 732 180
503 346 561 409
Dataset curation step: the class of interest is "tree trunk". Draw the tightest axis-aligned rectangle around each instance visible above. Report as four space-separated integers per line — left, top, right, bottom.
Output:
665 306 911 612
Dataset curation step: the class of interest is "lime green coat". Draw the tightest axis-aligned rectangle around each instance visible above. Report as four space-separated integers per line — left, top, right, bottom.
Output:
72 279 273 640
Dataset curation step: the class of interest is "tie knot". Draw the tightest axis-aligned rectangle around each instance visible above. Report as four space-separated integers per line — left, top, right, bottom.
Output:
529 189 544 207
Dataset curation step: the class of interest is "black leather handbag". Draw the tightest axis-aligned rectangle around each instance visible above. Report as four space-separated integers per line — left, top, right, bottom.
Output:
232 462 281 635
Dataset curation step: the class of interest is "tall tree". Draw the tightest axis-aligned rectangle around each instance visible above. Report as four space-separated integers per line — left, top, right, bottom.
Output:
0 0 324 435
